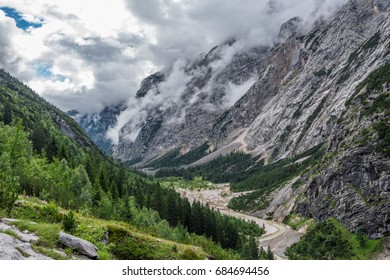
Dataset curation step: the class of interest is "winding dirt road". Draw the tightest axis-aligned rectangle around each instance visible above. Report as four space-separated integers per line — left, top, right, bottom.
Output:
177 184 302 259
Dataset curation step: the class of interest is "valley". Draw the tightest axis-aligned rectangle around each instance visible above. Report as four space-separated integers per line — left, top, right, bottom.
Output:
1 0 389 261
177 183 302 259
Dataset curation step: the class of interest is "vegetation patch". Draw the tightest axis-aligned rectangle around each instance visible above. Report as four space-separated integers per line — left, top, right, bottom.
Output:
145 142 212 168
286 218 382 260
345 62 390 157
228 145 324 212
13 220 61 248
156 151 262 183
283 214 313 230
313 68 327 78
296 97 327 144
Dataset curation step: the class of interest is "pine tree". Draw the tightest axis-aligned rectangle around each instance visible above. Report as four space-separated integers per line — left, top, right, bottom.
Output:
267 245 274 260
31 123 47 154
247 236 259 260
2 100 12 125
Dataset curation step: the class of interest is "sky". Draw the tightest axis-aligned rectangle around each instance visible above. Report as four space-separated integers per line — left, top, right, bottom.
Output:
0 0 348 115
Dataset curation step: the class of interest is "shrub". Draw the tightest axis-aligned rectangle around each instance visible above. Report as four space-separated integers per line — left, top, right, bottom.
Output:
40 202 63 223
62 211 78 233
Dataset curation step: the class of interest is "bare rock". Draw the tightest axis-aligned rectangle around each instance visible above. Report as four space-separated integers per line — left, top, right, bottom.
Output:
59 231 98 259
0 233 51 260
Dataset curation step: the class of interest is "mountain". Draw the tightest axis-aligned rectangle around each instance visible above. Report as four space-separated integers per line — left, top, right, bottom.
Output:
68 105 126 155
74 0 390 240
81 0 388 164
0 69 269 260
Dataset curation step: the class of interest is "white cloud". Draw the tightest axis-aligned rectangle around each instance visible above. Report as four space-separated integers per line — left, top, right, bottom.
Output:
224 77 257 108
0 0 348 119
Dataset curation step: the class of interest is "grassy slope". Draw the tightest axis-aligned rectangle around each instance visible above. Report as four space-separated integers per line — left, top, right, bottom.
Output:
1 196 218 260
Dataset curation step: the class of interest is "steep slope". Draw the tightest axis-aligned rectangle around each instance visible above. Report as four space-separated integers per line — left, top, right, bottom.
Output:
97 0 389 168
0 70 95 150
233 0 390 160
296 62 390 239
114 40 270 163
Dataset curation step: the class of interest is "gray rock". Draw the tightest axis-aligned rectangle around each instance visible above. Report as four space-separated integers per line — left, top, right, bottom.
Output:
1 218 20 224
58 231 98 259
0 219 39 243
0 233 51 260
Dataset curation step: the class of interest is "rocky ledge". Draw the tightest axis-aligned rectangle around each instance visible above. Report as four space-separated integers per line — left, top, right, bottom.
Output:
0 218 99 260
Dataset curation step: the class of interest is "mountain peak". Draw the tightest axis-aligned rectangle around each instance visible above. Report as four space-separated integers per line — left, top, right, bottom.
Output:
277 17 303 42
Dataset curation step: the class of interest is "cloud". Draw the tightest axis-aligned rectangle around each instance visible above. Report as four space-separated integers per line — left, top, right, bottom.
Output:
0 0 347 118
224 77 258 108
106 58 191 144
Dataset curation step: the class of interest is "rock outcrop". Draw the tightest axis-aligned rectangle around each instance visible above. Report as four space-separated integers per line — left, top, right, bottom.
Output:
0 233 52 260
0 218 51 260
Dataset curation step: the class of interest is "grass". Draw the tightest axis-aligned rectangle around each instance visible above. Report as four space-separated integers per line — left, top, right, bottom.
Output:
32 246 69 260
0 228 20 240
12 221 61 248
15 247 30 258
6 195 234 260
332 219 382 260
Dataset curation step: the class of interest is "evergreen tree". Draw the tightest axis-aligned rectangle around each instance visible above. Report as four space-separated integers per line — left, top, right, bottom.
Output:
266 245 274 260
31 123 46 153
247 236 259 260
2 100 12 125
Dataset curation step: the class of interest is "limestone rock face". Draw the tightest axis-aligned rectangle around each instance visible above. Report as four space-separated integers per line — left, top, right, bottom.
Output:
59 231 99 259
105 0 390 165
136 72 165 98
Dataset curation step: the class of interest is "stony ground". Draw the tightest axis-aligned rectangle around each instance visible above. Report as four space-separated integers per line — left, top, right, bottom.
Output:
0 218 51 260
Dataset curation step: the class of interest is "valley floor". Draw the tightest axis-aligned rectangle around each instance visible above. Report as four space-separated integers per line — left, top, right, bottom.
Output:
177 184 302 259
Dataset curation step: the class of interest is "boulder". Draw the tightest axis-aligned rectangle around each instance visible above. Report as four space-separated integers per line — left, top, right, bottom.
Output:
59 231 98 259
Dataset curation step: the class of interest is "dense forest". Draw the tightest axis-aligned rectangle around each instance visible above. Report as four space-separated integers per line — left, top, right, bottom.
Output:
0 69 269 260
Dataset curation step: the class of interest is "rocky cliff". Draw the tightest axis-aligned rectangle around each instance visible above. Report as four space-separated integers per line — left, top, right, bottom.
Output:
107 0 389 166
296 62 390 238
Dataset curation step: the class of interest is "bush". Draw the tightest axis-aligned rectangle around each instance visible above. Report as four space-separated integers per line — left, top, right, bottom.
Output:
107 225 153 260
40 202 63 223
0 176 19 214
181 248 203 260
62 211 78 233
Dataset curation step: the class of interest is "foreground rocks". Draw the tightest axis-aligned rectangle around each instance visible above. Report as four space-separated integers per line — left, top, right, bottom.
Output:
0 233 51 260
0 218 99 260
59 231 99 259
